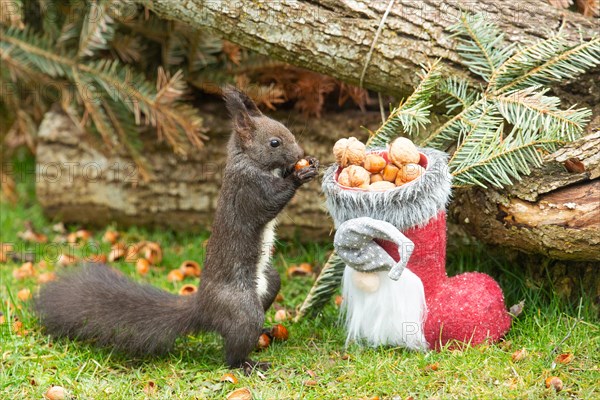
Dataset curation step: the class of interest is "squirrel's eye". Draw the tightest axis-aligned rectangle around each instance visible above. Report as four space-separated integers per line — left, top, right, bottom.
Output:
270 139 281 148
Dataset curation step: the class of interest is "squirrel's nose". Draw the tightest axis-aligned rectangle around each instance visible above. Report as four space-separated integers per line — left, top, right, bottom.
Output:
296 145 304 160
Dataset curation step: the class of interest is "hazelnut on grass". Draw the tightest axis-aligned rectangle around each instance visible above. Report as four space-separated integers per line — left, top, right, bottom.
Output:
369 181 396 191
226 388 252 400
44 385 68 400
17 288 32 301
143 242 163 265
381 163 400 182
257 333 271 349
271 324 289 341
220 373 239 384
333 137 366 167
396 163 426 185
178 284 197 296
167 269 184 282
13 262 35 280
337 165 370 188
37 272 57 284
136 258 151 275
545 376 563 392
363 154 387 173
179 260 201 277
274 309 288 322
102 230 119 244
389 137 420 167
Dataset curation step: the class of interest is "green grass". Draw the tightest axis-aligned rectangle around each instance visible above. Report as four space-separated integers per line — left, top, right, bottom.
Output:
1 156 598 399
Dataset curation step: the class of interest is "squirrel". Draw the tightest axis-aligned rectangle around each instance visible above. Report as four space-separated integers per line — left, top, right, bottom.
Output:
34 87 319 374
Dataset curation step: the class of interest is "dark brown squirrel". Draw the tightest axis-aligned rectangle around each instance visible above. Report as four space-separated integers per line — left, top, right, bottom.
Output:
34 87 319 374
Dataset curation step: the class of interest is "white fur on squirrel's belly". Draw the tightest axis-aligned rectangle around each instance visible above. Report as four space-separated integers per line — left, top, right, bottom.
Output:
342 267 428 350
256 219 277 298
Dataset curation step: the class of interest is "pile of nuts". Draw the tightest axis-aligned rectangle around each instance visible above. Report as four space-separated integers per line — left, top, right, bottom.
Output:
333 137 425 191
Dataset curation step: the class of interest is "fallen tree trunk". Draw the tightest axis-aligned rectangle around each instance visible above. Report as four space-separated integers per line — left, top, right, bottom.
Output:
35 104 381 241
450 131 600 262
143 0 599 96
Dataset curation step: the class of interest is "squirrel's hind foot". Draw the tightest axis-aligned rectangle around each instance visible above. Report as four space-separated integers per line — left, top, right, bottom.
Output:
241 359 271 376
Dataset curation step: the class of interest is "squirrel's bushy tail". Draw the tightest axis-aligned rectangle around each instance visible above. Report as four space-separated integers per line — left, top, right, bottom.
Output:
34 264 199 355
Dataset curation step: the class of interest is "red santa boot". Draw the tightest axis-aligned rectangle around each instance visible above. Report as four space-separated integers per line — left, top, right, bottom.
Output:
323 147 511 349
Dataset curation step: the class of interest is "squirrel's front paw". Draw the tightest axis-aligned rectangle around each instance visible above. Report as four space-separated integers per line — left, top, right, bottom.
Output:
291 157 319 185
292 166 318 185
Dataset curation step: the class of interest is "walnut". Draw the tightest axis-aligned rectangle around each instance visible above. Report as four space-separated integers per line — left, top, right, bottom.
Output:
337 165 370 188
369 180 396 191
389 137 420 167
363 153 386 173
333 137 366 167
395 163 425 185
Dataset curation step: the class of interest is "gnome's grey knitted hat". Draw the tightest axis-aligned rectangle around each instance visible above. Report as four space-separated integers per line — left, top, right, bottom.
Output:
322 147 452 230
334 217 414 280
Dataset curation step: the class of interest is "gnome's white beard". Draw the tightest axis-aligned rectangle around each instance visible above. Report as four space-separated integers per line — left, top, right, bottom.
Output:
341 267 428 350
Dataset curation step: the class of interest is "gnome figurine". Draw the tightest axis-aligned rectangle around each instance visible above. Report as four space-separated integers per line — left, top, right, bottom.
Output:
323 147 512 350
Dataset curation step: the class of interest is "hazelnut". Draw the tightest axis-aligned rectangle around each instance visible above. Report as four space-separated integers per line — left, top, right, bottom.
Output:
143 242 162 265
334 295 343 307
83 253 107 263
370 173 383 183
545 376 563 392
333 137 366 167
102 230 119 244
395 163 425 185
555 353 574 364
108 244 126 262
295 159 310 170
44 386 68 400
381 164 400 182
179 260 201 277
167 269 184 282
274 309 288 322
17 288 32 301
337 165 370 188
389 137 420 167
369 181 396 191
257 333 271 349
271 324 289 341
286 263 313 277
511 348 527 362
220 373 239 384
37 272 57 284
136 258 151 275
363 154 387 173
226 388 252 400
57 253 77 267
178 284 197 296
13 262 35 280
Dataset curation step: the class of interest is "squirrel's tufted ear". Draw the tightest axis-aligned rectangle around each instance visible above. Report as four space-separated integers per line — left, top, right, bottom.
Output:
223 85 262 117
223 86 262 144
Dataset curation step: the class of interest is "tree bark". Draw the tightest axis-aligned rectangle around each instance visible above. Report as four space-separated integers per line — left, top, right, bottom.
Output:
35 104 381 241
450 131 600 262
143 0 599 96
